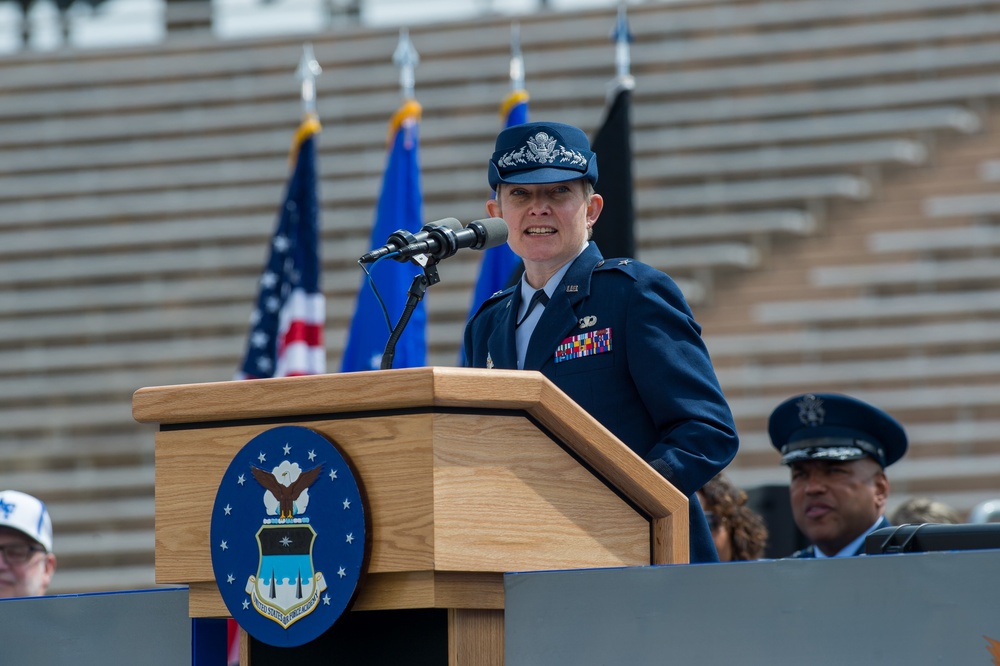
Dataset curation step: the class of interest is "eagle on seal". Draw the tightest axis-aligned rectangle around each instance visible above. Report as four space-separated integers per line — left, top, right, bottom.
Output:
250 464 323 519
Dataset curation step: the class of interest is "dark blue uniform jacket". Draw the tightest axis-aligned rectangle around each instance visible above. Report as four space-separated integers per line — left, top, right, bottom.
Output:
463 242 739 563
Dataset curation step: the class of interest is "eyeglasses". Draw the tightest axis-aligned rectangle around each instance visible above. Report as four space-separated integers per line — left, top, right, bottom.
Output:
0 543 45 565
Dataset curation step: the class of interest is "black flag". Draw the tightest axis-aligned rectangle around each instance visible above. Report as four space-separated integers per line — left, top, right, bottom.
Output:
590 85 636 260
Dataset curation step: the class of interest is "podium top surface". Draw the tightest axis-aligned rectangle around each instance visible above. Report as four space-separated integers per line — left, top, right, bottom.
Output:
133 366 687 529
133 367 549 425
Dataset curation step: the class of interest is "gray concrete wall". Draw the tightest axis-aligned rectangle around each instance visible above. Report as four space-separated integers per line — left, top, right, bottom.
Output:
505 551 1000 665
0 587 191 665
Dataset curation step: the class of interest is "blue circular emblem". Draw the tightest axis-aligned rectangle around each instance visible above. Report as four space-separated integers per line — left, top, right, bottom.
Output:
210 425 369 647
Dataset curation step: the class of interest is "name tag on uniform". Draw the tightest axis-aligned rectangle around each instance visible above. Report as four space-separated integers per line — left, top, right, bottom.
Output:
554 327 612 363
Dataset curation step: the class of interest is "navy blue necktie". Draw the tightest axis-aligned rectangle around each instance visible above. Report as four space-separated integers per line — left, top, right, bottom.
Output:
516 289 549 328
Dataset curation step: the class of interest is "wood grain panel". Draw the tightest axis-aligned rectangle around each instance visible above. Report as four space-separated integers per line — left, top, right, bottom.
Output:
449 608 505 666
432 413 650 571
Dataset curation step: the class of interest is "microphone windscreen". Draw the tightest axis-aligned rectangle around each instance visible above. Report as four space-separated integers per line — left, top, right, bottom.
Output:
429 217 463 232
472 217 509 249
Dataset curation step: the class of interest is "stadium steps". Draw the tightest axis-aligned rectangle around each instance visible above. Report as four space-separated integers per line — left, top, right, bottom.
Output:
703 104 1000 522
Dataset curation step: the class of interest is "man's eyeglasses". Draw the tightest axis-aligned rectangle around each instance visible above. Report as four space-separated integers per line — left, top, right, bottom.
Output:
0 543 45 565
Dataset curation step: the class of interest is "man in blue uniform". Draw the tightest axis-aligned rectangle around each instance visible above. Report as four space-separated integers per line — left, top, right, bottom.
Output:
463 121 739 563
768 393 908 558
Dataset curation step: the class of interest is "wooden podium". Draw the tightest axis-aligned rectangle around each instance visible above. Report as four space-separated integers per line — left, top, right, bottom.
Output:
132 367 688 665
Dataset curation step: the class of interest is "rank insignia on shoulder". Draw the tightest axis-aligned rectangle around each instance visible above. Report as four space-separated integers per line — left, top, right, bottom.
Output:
554 327 612 363
618 259 632 265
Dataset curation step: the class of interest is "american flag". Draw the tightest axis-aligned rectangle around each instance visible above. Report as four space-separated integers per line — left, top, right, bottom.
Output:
236 114 325 379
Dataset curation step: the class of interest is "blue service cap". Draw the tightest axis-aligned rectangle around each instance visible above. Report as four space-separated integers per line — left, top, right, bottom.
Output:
488 121 598 189
768 393 907 468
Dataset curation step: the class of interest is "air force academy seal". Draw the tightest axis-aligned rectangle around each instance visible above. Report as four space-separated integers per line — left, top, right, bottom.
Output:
211 425 370 647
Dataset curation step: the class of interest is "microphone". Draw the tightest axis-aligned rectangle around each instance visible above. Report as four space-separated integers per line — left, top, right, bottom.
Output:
359 218 464 264
396 217 508 262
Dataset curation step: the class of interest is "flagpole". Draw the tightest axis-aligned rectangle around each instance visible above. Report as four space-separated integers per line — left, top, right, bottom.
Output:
509 21 524 92
380 28 432 370
341 29 428 373
393 28 419 102
610 3 635 96
460 22 530 352
297 43 322 117
235 46 325 380
590 3 637 260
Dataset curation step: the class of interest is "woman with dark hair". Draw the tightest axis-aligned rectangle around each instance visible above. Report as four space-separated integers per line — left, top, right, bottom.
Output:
697 473 769 561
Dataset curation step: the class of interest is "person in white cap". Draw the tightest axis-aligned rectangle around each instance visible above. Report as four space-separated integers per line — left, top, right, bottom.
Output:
0 490 56 598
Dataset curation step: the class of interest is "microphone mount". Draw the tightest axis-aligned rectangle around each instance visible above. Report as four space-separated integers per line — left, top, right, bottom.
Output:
358 217 509 370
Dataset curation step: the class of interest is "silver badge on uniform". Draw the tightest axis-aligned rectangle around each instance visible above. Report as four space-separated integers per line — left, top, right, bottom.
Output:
578 315 597 329
496 131 588 169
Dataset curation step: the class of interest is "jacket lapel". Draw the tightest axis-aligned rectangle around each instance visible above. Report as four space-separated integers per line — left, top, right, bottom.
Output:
486 288 520 369
523 243 603 370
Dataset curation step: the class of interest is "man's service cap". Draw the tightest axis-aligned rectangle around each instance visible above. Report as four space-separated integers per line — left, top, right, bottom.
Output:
768 393 907 469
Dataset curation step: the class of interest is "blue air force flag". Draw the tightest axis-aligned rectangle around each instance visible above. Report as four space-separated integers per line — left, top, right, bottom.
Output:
341 100 426 371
